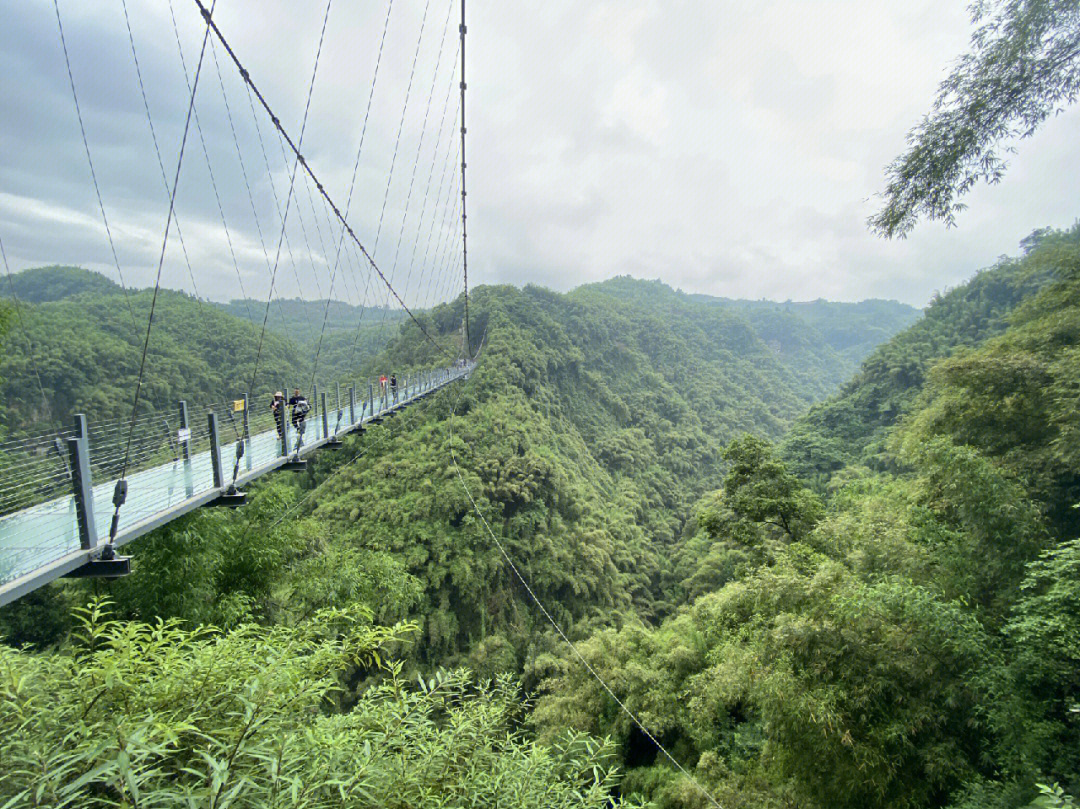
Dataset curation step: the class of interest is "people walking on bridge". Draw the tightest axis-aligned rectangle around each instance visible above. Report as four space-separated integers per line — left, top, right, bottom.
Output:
270 391 286 440
390 373 398 403
288 388 310 434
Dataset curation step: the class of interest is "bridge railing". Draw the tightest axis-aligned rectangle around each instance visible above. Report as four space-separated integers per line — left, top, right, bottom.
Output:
0 362 474 605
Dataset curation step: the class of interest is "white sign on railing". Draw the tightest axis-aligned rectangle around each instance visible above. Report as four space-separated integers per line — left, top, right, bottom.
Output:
177 428 191 443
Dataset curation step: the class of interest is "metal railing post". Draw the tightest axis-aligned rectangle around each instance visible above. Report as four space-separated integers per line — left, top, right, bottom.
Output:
368 382 374 419
179 401 193 496
241 393 252 470
279 404 288 457
208 412 225 490
178 402 190 462
349 386 356 425
321 392 329 438
67 414 97 551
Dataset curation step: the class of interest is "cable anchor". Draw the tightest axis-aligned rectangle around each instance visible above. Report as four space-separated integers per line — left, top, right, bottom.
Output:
107 479 128 543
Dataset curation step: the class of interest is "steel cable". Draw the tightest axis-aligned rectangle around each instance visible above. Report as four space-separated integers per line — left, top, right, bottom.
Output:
111 0 217 545
246 0 333 396
165 0 253 317
51 0 139 332
120 0 202 301
322 0 397 381
404 59 460 310
193 0 454 360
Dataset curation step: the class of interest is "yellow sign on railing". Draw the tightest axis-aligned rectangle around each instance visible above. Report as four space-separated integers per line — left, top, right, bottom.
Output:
233 399 245 412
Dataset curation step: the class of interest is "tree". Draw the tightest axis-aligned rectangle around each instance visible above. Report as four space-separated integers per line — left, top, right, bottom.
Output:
715 435 823 545
871 0 1080 238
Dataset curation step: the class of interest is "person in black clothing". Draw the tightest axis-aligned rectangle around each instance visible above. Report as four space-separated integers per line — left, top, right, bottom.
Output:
289 388 310 433
389 373 398 403
270 391 286 440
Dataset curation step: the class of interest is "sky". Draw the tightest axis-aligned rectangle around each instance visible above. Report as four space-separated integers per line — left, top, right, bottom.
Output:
1 0 1078 309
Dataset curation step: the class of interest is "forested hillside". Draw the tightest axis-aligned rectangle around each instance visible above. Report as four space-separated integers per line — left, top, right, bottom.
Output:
695 293 921 366
3 238 1076 808
782 227 1072 487
0 269 303 429
531 225 1080 807
0 266 908 435
0 267 399 431
216 296 405 380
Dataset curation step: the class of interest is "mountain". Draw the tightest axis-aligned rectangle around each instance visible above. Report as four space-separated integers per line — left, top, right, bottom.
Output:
215 296 405 375
216 296 406 336
0 267 402 432
781 230 1068 487
0 264 120 303
33 276 913 647
691 292 921 365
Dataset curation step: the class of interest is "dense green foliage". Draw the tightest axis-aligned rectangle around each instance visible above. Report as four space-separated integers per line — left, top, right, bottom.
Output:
1 264 120 303
699 294 921 366
218 296 406 339
0 268 404 432
1 599 640 808
781 226 1073 488
0 269 303 429
218 296 404 382
5 242 1078 808
297 277 915 669
532 226 1080 806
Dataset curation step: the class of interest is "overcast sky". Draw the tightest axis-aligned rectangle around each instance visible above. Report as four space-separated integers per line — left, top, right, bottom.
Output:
1 0 1078 309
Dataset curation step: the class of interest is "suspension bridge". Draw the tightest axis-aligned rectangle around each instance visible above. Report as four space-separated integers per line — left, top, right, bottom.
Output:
0 0 476 605
0 364 472 606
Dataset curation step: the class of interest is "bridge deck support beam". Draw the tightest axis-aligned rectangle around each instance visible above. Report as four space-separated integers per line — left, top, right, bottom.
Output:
207 411 245 507
279 392 288 457
323 392 342 447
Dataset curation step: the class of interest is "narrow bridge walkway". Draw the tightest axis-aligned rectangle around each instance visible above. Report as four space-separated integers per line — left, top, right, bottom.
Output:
0 362 473 606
